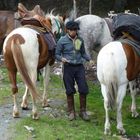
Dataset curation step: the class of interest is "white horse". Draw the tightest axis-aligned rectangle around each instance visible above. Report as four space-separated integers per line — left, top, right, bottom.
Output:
97 40 140 134
75 14 113 55
46 13 65 41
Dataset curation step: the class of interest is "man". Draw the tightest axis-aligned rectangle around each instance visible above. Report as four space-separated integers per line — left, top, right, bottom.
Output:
55 20 91 121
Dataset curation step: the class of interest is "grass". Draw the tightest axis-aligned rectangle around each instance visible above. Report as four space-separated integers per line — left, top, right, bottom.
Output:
1 67 140 140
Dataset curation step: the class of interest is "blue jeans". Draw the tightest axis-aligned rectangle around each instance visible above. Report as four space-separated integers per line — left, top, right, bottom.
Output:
63 64 88 95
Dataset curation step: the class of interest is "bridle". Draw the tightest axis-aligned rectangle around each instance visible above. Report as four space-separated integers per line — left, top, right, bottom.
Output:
53 17 65 41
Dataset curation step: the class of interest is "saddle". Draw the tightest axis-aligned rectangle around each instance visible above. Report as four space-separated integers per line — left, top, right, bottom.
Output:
21 17 56 50
112 13 140 41
21 18 56 66
21 18 46 32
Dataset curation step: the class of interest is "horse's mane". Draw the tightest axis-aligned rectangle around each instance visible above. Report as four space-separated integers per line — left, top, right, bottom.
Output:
45 9 60 19
64 7 79 25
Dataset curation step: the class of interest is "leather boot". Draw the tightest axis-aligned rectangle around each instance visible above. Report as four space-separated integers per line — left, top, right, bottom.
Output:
79 94 90 121
67 95 76 121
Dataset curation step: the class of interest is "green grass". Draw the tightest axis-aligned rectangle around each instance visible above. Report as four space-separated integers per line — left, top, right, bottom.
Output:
1 67 140 140
0 67 24 104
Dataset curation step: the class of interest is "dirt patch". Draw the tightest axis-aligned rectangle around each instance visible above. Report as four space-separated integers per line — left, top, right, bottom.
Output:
0 104 17 140
0 98 66 140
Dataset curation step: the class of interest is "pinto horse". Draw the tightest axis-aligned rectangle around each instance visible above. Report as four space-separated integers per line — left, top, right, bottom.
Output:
0 3 65 110
66 13 139 117
18 9 65 108
97 38 140 134
3 15 56 119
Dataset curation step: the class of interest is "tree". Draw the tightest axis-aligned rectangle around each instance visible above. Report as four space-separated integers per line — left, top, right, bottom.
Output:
0 0 19 11
113 0 127 12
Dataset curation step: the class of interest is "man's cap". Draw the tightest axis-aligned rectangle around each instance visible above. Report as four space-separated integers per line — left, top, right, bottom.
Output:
66 21 80 30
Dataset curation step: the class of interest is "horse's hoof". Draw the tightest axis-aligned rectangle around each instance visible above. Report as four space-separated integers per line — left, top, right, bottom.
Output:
32 112 39 120
21 103 28 110
132 112 139 118
22 107 30 110
42 103 50 108
42 101 50 108
118 128 126 135
13 111 20 118
104 128 111 135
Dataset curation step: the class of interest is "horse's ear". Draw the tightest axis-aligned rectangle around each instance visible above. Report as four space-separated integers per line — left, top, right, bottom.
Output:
33 5 45 17
59 15 67 22
18 3 28 13
18 3 29 18
62 15 66 22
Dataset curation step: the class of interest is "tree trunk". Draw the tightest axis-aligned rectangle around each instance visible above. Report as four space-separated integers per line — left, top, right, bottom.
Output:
73 0 77 19
89 0 92 14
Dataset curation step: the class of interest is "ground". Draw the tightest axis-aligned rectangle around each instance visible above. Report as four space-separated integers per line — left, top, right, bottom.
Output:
0 64 139 140
0 63 98 140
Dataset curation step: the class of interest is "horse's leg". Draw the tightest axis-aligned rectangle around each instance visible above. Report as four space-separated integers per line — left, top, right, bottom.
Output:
101 84 111 135
29 69 39 119
21 85 29 110
42 63 50 107
129 80 139 117
116 84 127 135
8 70 19 118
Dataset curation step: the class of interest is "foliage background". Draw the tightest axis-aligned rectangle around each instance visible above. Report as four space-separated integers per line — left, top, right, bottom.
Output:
0 0 140 16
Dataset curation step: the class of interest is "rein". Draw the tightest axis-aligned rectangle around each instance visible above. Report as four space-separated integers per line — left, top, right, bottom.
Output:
54 18 65 41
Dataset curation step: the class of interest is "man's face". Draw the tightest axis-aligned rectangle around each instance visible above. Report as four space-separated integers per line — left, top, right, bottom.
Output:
67 29 77 38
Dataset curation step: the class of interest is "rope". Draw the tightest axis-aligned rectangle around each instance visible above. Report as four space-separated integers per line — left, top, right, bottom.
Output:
23 24 46 33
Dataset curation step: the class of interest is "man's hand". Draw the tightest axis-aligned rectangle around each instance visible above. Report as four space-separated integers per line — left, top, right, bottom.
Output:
89 60 95 66
61 57 69 63
85 60 95 70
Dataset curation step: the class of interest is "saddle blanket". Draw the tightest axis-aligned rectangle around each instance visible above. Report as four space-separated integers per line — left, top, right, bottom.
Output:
44 32 56 50
120 38 140 57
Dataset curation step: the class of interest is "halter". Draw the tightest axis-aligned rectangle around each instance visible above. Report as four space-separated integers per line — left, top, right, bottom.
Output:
53 17 65 41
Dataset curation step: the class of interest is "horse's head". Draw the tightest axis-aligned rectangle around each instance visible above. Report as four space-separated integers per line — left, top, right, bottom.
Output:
46 12 66 41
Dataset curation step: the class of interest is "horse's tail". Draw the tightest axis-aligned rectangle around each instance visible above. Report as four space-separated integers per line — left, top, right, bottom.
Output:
105 52 118 109
11 35 40 100
106 80 118 109
98 50 118 109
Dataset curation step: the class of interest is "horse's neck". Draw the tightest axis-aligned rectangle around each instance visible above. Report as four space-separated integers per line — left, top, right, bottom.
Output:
14 12 21 28
99 18 113 48
5 13 21 35
104 18 113 36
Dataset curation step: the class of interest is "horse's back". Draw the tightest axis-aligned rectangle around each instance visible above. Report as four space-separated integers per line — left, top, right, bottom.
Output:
76 15 104 33
3 27 40 68
97 41 128 84
4 27 38 48
76 14 102 22
75 14 112 53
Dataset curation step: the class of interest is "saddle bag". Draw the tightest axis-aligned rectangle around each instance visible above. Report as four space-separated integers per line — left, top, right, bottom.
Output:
112 13 140 41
